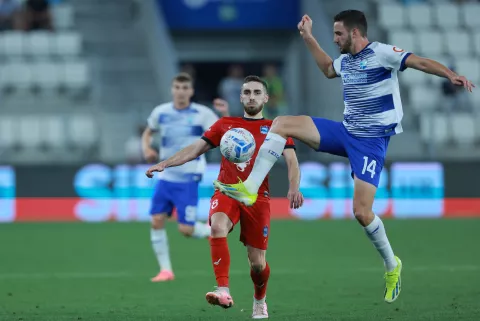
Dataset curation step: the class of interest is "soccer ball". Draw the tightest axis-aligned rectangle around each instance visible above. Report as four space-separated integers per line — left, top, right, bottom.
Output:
220 128 256 163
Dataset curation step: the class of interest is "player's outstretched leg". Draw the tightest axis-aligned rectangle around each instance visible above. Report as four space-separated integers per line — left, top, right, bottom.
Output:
150 214 175 282
353 177 402 303
205 212 234 309
248 246 269 319
214 116 320 206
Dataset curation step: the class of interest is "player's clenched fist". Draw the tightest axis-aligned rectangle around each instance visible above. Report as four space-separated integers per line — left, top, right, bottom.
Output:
145 161 168 178
287 189 304 209
297 14 312 38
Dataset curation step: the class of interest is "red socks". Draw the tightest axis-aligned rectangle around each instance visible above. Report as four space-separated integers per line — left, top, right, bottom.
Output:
250 262 270 300
209 237 230 287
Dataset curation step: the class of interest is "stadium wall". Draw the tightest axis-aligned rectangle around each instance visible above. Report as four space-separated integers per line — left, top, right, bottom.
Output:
0 161 478 223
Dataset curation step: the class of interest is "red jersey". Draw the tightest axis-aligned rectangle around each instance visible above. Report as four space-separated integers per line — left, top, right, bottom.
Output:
202 117 295 199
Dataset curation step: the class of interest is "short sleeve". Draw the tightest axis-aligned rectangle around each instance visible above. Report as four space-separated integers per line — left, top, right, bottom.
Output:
147 107 161 132
333 55 346 76
201 119 224 148
375 43 412 72
284 137 296 150
202 107 219 131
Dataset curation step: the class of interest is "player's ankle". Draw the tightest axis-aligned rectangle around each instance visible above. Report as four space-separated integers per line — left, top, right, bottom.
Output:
243 179 258 194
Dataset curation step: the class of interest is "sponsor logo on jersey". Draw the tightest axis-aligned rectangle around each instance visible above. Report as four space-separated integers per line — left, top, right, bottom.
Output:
360 59 368 70
260 125 269 134
263 225 269 237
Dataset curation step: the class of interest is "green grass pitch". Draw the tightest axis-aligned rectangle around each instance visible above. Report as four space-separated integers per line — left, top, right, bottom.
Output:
1 219 479 321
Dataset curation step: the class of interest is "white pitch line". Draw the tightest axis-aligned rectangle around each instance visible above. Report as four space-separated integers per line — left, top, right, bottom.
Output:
0 265 478 280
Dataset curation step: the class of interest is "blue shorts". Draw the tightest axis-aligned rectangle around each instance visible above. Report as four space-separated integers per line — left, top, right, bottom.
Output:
311 117 390 187
149 180 199 225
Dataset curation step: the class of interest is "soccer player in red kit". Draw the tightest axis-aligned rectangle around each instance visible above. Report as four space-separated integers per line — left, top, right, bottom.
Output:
146 75 303 319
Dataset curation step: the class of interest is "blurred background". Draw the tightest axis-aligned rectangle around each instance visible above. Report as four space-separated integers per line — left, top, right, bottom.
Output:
1 1 480 320
0 0 479 221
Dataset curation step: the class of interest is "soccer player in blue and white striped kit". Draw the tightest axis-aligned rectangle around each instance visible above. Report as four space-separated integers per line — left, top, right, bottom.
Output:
214 10 474 303
142 72 229 282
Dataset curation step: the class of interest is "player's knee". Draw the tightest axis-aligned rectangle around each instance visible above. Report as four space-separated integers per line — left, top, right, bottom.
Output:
151 214 166 229
271 116 290 134
353 201 373 225
210 221 229 238
178 224 194 237
250 262 266 273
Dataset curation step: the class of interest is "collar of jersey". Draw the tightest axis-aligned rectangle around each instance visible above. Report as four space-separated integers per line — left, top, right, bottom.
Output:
172 103 193 112
350 42 372 58
242 117 265 121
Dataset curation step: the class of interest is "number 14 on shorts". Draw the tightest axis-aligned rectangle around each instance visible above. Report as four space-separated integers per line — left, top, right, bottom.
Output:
362 156 377 178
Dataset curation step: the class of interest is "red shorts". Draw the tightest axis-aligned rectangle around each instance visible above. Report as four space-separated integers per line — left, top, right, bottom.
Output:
209 191 271 250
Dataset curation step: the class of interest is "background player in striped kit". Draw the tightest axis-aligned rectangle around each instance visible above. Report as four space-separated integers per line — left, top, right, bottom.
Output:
142 72 229 282
213 10 475 304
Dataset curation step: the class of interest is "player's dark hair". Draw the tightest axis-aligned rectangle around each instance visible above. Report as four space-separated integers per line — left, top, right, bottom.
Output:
172 72 193 85
243 75 268 93
334 10 368 37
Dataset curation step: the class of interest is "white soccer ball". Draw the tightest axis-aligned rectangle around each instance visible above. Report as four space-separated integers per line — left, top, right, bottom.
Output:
220 128 256 163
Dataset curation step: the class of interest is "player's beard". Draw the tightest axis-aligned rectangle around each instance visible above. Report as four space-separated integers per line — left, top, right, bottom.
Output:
340 35 352 54
244 103 264 116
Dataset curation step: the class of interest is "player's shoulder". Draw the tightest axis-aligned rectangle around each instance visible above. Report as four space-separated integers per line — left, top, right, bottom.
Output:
191 102 213 113
335 53 349 63
151 102 173 113
370 41 404 55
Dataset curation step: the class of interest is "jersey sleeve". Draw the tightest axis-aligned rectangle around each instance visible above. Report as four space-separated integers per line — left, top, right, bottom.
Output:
284 137 296 150
201 119 223 148
333 55 346 76
147 107 161 132
202 107 220 130
375 43 412 72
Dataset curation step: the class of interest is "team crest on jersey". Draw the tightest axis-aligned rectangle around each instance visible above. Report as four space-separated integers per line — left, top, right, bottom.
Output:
359 59 368 70
263 225 269 237
260 125 269 134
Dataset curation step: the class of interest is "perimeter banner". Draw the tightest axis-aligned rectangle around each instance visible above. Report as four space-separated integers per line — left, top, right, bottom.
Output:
0 162 478 222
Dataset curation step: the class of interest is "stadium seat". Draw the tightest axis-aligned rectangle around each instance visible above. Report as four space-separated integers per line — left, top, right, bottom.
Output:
461 3 480 29
69 115 97 148
451 114 475 145
455 58 480 83
0 116 17 150
4 62 33 91
1 31 25 58
444 30 471 56
31 62 62 90
417 31 443 56
43 115 65 149
422 113 449 145
409 87 439 114
19 116 42 149
473 33 480 56
54 32 82 57
63 61 89 90
388 31 416 53
433 3 460 29
378 4 406 29
25 31 53 58
52 4 74 30
406 4 433 29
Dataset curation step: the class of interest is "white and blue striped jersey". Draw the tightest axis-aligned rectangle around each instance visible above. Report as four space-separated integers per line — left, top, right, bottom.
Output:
147 102 219 182
333 42 412 137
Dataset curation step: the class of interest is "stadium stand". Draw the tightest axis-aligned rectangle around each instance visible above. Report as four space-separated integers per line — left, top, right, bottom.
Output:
376 0 480 147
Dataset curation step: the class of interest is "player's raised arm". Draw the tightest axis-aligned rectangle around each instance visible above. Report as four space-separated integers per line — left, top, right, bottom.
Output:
282 148 304 209
298 14 337 79
405 54 475 92
145 139 212 178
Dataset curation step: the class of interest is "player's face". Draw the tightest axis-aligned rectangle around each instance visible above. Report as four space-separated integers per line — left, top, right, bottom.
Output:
240 82 268 116
171 81 194 104
333 21 353 54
